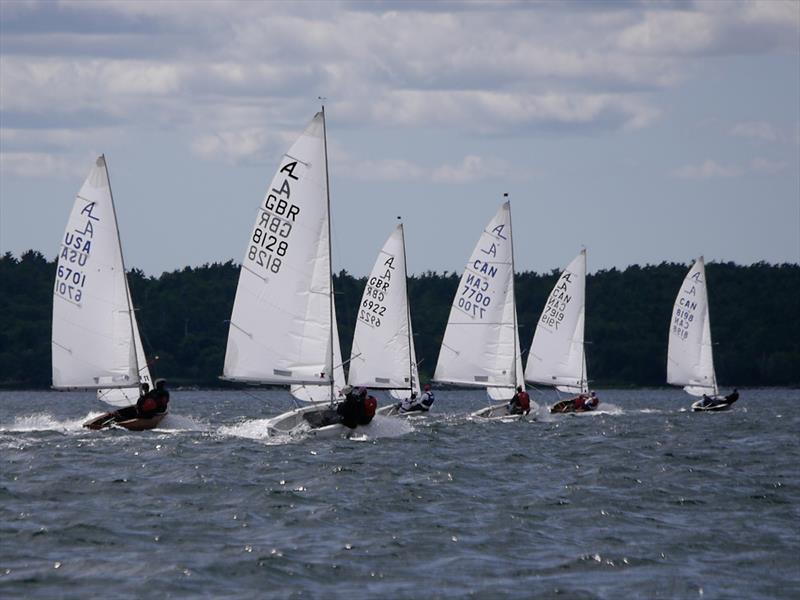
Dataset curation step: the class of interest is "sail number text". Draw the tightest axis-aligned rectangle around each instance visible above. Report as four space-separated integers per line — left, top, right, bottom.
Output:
247 161 301 276
358 257 395 328
55 199 98 304
540 272 574 331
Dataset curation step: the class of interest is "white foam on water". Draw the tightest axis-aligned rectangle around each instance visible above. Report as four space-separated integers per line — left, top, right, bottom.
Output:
155 413 209 432
0 412 102 433
216 414 413 444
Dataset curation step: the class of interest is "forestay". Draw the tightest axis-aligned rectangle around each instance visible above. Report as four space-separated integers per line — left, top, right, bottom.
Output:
52 156 140 390
349 224 416 390
224 112 335 385
524 249 588 393
434 202 519 389
667 257 718 396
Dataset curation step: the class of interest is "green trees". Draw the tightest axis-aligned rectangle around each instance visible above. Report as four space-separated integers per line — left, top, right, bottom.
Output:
1 252 798 388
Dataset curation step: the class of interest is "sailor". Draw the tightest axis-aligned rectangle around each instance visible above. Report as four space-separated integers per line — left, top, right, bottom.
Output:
337 386 365 429
398 391 418 413
507 385 531 415
152 379 170 414
419 384 435 410
358 388 378 426
136 382 159 418
399 384 435 413
584 390 599 410
725 388 739 404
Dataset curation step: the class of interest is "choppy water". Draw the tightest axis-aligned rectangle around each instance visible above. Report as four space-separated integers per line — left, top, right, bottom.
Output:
1 388 798 599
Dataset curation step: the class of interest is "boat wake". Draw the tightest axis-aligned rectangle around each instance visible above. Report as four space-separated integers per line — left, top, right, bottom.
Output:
217 414 414 444
0 412 209 434
0 412 93 433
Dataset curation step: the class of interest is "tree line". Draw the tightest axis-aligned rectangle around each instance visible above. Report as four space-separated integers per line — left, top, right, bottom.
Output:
1 250 798 389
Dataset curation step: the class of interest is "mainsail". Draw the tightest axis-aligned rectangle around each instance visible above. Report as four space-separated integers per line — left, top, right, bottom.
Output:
434 201 520 391
289 290 345 403
97 286 153 406
348 224 417 392
224 112 334 386
52 156 140 390
524 249 588 393
667 257 718 397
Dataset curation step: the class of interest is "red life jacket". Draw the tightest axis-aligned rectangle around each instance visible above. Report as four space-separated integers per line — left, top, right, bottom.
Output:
518 391 530 411
140 397 157 413
364 396 377 418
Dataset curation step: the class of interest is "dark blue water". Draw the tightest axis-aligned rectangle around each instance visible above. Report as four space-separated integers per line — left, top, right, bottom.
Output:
1 388 798 599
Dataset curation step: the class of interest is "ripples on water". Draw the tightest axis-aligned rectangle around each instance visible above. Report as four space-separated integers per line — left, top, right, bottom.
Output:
1 389 797 599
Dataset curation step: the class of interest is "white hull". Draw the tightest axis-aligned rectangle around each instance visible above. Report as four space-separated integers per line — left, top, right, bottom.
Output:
375 403 428 418
691 398 735 412
264 403 369 438
469 402 529 422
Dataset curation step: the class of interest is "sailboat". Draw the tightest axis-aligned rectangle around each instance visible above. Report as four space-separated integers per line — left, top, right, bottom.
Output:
223 109 355 437
668 257 739 411
524 249 598 414
52 156 163 431
345 223 420 417
433 200 527 421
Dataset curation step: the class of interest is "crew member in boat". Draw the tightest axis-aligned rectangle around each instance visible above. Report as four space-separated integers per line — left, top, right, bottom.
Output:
151 379 170 415
399 384 435 413
337 386 376 428
507 386 530 415
584 391 599 410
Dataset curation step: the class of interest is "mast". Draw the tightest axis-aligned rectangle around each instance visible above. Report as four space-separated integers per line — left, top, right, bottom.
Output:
321 104 335 404
399 220 414 391
104 154 141 387
505 193 519 392
581 248 587 393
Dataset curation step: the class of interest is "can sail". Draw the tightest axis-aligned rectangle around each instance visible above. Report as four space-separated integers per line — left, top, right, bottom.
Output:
524 249 588 393
667 257 718 396
348 224 417 390
224 112 334 385
52 156 140 390
434 201 520 389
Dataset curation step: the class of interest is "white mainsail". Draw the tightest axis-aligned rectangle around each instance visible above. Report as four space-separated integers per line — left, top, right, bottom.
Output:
434 201 520 390
97 287 153 406
348 224 417 392
524 249 588 393
52 156 140 390
224 112 335 386
667 257 718 397
289 290 345 402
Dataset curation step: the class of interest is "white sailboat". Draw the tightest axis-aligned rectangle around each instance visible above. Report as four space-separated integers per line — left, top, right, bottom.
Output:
667 257 739 411
52 156 162 430
525 249 597 414
433 200 527 420
223 109 353 436
346 224 420 416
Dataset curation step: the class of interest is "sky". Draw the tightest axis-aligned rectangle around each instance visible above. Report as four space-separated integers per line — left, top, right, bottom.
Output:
1 0 798 277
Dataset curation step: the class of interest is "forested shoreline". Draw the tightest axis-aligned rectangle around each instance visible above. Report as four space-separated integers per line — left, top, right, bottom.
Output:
2 251 798 389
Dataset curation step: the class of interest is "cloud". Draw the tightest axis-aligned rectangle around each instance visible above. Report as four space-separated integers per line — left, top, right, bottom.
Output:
672 156 789 180
336 153 522 184
730 121 780 143
673 159 742 180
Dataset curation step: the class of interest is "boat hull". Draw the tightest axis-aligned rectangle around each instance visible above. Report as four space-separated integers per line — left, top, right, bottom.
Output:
265 404 363 438
549 399 596 414
470 402 527 422
84 411 167 431
691 398 735 412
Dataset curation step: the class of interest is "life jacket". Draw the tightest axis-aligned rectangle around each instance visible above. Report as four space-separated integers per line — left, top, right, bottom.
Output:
140 397 157 414
421 391 434 408
364 395 377 417
153 390 169 412
518 391 530 411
